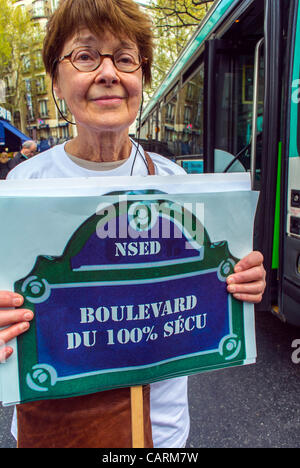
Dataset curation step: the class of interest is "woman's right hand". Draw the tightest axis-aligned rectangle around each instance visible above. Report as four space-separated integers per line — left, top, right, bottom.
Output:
0 291 34 363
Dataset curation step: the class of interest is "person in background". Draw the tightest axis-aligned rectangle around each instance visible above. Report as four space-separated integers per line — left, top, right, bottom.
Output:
0 151 10 179
7 140 37 171
37 137 50 153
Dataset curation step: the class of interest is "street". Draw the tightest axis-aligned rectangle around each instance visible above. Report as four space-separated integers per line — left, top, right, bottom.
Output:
1 309 300 449
186 309 300 448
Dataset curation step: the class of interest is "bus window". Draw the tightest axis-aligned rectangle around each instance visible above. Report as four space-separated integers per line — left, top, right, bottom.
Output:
180 64 204 158
159 64 204 159
214 48 264 183
160 93 177 156
204 1 265 186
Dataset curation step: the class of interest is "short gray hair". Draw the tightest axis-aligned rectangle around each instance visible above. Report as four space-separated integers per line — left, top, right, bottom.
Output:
22 140 37 149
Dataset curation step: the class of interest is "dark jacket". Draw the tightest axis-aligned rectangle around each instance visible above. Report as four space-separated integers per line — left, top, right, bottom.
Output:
0 161 9 179
7 152 27 171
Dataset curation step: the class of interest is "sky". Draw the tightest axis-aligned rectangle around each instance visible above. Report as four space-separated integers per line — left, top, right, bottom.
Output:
136 0 152 5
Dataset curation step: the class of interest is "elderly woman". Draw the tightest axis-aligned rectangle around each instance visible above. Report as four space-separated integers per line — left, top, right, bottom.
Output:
0 0 265 448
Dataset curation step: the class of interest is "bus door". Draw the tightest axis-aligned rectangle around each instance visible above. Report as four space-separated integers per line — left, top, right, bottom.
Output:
204 0 282 312
279 0 300 325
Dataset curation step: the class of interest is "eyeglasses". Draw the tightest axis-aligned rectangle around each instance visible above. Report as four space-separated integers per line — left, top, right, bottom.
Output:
56 46 147 73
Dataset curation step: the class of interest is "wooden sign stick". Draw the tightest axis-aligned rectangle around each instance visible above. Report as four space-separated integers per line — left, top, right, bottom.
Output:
130 386 145 448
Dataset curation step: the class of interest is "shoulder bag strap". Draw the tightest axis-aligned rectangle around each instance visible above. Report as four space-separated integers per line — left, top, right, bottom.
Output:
144 151 156 175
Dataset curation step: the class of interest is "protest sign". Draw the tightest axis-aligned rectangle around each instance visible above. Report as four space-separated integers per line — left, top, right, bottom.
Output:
0 174 258 405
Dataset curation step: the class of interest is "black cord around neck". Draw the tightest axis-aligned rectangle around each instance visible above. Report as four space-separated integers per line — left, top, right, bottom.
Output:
51 80 76 125
130 81 147 175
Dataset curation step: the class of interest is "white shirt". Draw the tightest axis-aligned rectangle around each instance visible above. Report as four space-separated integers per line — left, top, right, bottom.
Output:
8 142 189 448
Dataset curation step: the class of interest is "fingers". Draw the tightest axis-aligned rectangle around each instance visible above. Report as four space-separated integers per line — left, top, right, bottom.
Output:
0 320 32 362
0 345 13 364
227 280 265 303
0 308 34 327
0 291 24 308
227 279 265 295
226 251 266 304
232 294 262 303
230 292 263 303
0 292 34 361
227 266 265 285
233 251 264 273
0 321 30 343
0 291 33 327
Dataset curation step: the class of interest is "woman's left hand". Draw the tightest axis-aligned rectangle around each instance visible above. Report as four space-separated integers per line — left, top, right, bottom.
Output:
226 251 266 303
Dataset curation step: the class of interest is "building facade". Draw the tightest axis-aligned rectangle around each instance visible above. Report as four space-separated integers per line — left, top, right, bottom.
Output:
4 0 76 148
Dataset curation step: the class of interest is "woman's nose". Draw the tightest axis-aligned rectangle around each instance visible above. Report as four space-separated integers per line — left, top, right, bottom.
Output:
93 57 120 85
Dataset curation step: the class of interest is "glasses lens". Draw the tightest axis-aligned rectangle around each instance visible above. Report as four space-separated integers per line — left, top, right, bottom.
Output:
72 47 100 71
114 50 141 72
70 47 141 72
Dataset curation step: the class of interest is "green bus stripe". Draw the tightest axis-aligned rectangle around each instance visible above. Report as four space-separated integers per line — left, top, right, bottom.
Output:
290 1 300 157
272 142 282 269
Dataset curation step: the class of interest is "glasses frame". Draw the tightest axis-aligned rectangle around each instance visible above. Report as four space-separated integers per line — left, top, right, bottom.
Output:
56 46 148 73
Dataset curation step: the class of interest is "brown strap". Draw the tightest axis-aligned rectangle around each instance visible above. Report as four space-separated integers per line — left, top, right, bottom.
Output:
144 151 155 175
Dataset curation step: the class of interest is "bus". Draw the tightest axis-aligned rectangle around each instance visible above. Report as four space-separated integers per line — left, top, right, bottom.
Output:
138 0 300 326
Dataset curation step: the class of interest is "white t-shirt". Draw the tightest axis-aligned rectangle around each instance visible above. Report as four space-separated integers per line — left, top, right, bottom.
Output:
7 142 190 449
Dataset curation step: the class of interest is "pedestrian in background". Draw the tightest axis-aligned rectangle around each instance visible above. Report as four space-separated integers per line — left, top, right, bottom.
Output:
7 140 37 171
0 151 10 179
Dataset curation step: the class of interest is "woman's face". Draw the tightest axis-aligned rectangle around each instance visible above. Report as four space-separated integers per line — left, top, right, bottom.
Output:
53 29 143 134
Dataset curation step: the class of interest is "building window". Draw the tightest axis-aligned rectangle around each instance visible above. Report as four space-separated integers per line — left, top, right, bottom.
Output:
0 80 5 102
32 23 41 41
166 103 175 122
25 79 34 121
186 83 195 100
27 107 35 121
36 76 46 93
14 111 21 123
34 51 44 70
184 106 192 124
22 55 31 72
61 125 69 139
58 99 67 116
3 77 15 97
39 99 48 117
32 0 46 18
51 0 59 12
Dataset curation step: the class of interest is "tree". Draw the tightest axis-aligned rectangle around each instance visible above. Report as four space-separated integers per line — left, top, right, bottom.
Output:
0 0 43 131
149 0 213 29
144 0 213 97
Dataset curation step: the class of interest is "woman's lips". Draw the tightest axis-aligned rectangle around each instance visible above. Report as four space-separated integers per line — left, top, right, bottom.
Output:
92 96 125 105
